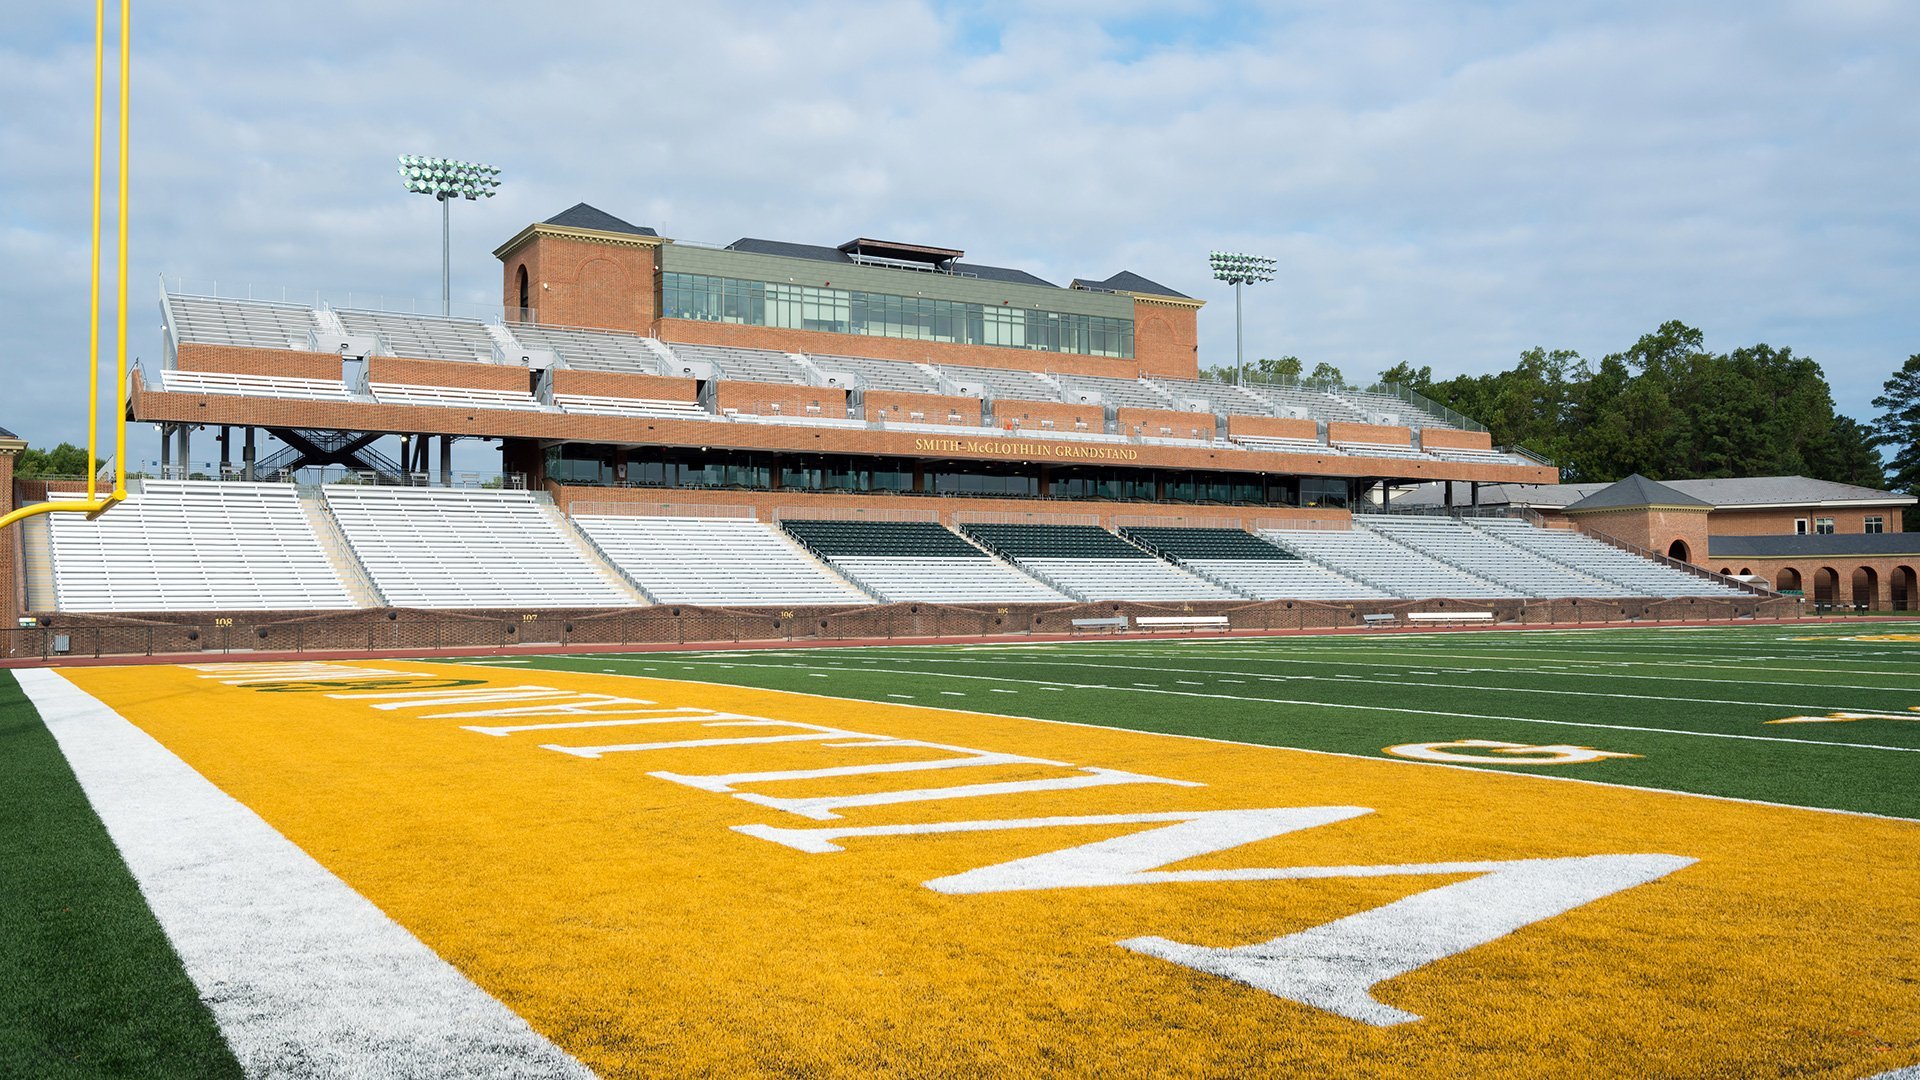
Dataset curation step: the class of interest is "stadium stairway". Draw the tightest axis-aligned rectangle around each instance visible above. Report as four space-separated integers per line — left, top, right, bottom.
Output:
1355 515 1631 598
16 512 57 612
539 503 653 606
959 523 1239 602
299 492 385 607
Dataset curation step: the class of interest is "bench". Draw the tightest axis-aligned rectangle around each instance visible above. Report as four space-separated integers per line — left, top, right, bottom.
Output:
1135 615 1231 632
1405 611 1496 625
1070 616 1129 633
1361 613 1397 628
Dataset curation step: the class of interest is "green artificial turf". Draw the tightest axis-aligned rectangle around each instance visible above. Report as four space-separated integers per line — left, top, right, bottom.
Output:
439 621 1920 819
0 670 242 1078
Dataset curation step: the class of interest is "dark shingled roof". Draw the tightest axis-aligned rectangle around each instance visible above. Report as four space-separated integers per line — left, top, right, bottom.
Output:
726 237 1057 288
1071 271 1190 299
1709 533 1920 558
0 426 17 439
1400 475 1913 510
1564 474 1711 513
543 203 657 237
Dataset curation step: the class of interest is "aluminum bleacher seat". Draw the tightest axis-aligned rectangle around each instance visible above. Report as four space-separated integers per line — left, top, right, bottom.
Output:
323 486 633 609
506 324 665 374
1338 388 1459 429
664 343 810 384
961 523 1235 602
162 369 354 402
44 480 354 612
1358 515 1631 598
781 519 1065 603
1118 525 1391 600
335 309 499 362
1424 446 1530 465
1240 383 1370 424
1331 441 1427 460
1228 434 1336 454
935 364 1061 403
165 294 320 350
808 354 942 394
1261 526 1521 599
1054 374 1173 410
369 383 546 411
1148 378 1275 417
1472 519 1748 597
554 394 705 419
572 515 869 605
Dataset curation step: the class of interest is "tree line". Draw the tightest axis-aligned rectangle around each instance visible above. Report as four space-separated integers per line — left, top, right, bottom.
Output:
1210 321 1919 524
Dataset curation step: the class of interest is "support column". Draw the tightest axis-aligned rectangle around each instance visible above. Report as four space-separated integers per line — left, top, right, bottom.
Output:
439 436 453 487
177 426 192 478
1444 481 1454 509
243 427 256 481
159 423 172 473
1471 481 1481 510
218 426 231 476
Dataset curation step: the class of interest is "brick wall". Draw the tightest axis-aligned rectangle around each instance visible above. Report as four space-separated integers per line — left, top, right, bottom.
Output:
1568 507 1712 564
1419 428 1495 451
991 399 1107 434
176 343 342 380
1129 300 1200 378
1226 415 1320 441
1327 421 1414 446
862 392 984 426
713 382 849 418
501 233 659 333
1709 507 1905 536
1117 408 1217 441
367 356 532 392
551 370 698 402
1706 554 1920 609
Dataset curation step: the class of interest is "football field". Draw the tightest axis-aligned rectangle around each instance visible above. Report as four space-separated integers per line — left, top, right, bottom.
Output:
5 621 1918 1077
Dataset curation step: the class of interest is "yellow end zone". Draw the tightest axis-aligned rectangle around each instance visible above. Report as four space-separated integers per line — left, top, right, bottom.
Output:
59 660 1920 1078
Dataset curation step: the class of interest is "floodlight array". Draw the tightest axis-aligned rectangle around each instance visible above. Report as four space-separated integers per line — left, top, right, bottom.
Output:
397 155 502 200
1208 251 1277 285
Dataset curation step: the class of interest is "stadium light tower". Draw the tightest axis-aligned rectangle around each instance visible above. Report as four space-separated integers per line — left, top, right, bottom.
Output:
1208 251 1276 385
398 155 501 315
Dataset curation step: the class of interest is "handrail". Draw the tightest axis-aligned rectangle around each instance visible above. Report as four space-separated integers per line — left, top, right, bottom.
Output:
1573 523 1776 597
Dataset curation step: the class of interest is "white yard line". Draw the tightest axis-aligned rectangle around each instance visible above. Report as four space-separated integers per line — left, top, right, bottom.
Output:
649 658 1920 754
14 668 595 1080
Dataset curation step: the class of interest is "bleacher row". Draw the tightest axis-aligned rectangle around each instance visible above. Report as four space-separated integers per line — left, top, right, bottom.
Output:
32 482 1752 614
164 293 1471 434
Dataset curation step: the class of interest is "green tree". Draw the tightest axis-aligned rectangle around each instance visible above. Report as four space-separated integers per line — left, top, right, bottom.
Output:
16 442 92 478
1377 362 1433 393
1257 356 1303 380
1306 362 1345 388
1871 353 1920 528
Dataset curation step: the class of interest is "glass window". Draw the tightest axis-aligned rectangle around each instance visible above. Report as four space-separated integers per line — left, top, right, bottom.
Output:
1865 516 1884 534
1794 519 1808 535
1815 517 1835 535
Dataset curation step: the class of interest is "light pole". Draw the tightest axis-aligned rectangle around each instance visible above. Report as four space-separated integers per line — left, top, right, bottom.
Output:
398 155 501 315
1208 251 1276 385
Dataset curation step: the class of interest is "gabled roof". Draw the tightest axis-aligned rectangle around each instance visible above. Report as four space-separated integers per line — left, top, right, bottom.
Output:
0 425 17 439
1654 475 1915 508
1072 271 1190 299
725 238 1056 287
542 203 657 238
1709 533 1920 558
1563 474 1711 513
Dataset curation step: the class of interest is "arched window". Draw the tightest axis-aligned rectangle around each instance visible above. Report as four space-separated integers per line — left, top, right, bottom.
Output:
1667 538 1691 562
516 264 530 316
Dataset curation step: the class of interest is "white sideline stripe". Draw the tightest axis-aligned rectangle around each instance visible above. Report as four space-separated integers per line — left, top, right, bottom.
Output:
13 668 596 1080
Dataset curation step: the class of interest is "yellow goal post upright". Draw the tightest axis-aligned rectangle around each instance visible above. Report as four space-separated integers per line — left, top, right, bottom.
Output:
0 0 131 531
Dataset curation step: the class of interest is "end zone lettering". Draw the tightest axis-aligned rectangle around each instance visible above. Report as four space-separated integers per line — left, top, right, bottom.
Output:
913 437 1141 461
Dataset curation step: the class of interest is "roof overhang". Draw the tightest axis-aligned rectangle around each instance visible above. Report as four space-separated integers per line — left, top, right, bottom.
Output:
837 238 963 266
1708 496 1918 510
1563 502 1711 515
1114 290 1205 310
0 434 25 454
494 222 670 260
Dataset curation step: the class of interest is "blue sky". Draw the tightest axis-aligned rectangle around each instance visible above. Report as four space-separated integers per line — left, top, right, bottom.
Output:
2 0 1916 467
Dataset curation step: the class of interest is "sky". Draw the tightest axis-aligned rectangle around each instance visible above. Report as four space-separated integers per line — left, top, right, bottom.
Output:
2 0 1916 471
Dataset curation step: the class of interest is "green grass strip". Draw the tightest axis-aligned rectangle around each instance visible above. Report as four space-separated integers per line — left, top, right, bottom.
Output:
0 670 242 1078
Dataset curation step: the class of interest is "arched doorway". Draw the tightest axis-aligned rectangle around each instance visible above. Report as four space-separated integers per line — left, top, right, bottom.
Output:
1894 566 1917 612
1667 538 1691 562
1851 566 1879 611
1718 567 1733 576
516 265 530 316
1777 567 1802 595
1813 567 1840 608
1739 567 1751 575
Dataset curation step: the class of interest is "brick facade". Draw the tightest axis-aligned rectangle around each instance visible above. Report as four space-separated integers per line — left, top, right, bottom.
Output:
1707 507 1903 536
367 356 532 392
1419 428 1495 452
176 343 343 380
1565 506 1713 564
1116 408 1217 441
991 400 1107 434
711 382 849 419
498 229 661 334
1127 298 1201 377
861 392 984 427
1713 554 1920 609
657 319 1181 381
550 370 699 402
1226 415 1320 441
1327 421 1415 447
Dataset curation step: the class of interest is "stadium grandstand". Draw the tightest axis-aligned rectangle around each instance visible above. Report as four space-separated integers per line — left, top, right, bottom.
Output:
5 200 1877 655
